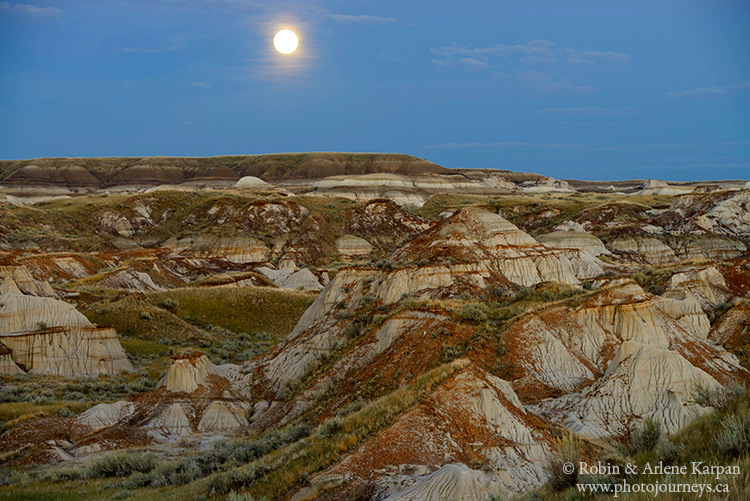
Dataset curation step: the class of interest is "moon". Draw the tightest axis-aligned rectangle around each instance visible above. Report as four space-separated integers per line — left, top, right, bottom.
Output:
273 29 299 55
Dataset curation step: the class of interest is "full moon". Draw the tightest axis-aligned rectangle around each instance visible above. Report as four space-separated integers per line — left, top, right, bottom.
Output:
273 29 299 55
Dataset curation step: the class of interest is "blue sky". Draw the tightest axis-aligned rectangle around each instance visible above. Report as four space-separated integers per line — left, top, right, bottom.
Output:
1 0 748 181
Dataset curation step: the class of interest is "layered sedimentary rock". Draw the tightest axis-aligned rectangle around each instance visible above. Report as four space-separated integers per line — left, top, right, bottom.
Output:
0 266 56 297
158 353 237 393
666 189 750 237
667 236 747 261
536 231 611 258
163 235 270 264
335 235 374 260
0 273 132 375
77 354 250 441
608 237 676 264
308 173 497 208
235 176 269 188
96 269 163 292
0 342 24 374
663 266 732 310
502 281 745 437
0 326 133 376
244 209 603 411
299 366 552 500
257 267 323 291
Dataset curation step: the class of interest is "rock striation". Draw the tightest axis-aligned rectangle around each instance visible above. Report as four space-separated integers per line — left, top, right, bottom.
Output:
502 281 745 437
335 235 374 260
0 269 132 375
77 354 251 441
536 231 611 258
163 235 270 264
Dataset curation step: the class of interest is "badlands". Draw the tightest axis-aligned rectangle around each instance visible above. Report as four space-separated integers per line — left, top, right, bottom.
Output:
0 153 749 500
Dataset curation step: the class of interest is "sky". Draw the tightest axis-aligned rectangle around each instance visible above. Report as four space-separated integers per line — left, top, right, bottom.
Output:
0 0 749 181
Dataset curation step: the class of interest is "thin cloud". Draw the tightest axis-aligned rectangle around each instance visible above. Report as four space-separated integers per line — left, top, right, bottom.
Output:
331 14 396 24
378 51 402 62
430 39 627 93
457 57 489 71
563 49 631 64
431 142 617 152
667 81 750 98
123 38 186 53
0 1 63 18
125 0 263 14
493 70 599 94
191 81 212 88
430 40 630 69
534 107 638 115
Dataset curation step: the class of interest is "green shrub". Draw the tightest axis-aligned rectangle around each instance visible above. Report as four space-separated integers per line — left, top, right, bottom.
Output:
160 298 179 310
457 302 489 322
547 433 581 491
358 295 375 307
345 322 364 339
632 416 661 453
442 344 462 362
371 314 386 326
85 452 157 479
715 412 750 457
692 381 745 410
315 417 344 439
337 399 366 418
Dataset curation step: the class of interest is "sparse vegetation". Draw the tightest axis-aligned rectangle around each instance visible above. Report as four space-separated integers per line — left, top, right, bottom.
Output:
631 416 662 453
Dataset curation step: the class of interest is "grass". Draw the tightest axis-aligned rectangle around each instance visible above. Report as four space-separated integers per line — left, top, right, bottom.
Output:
417 192 673 237
0 401 96 430
145 286 315 339
4 361 466 500
529 385 750 500
82 295 212 344
119 339 172 358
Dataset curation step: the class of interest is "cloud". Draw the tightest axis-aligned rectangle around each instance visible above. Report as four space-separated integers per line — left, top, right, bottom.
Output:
0 2 63 18
378 51 402 62
431 141 617 152
331 14 396 24
667 81 750 98
563 49 631 64
430 40 630 70
493 70 599 94
126 0 263 14
123 38 186 53
457 57 489 71
191 81 212 88
534 107 638 115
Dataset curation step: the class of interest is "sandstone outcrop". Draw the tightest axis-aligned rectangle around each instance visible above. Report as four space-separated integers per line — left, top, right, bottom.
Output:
302 366 551 500
0 266 56 297
383 464 504 501
0 342 24 374
502 281 745 437
666 190 750 237
536 231 611 258
335 235 374 260
663 266 732 310
243 209 604 417
0 326 133 376
0 274 132 375
163 235 270 264
235 176 269 188
97 269 163 292
77 354 250 442
608 237 676 264
257 267 323 291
